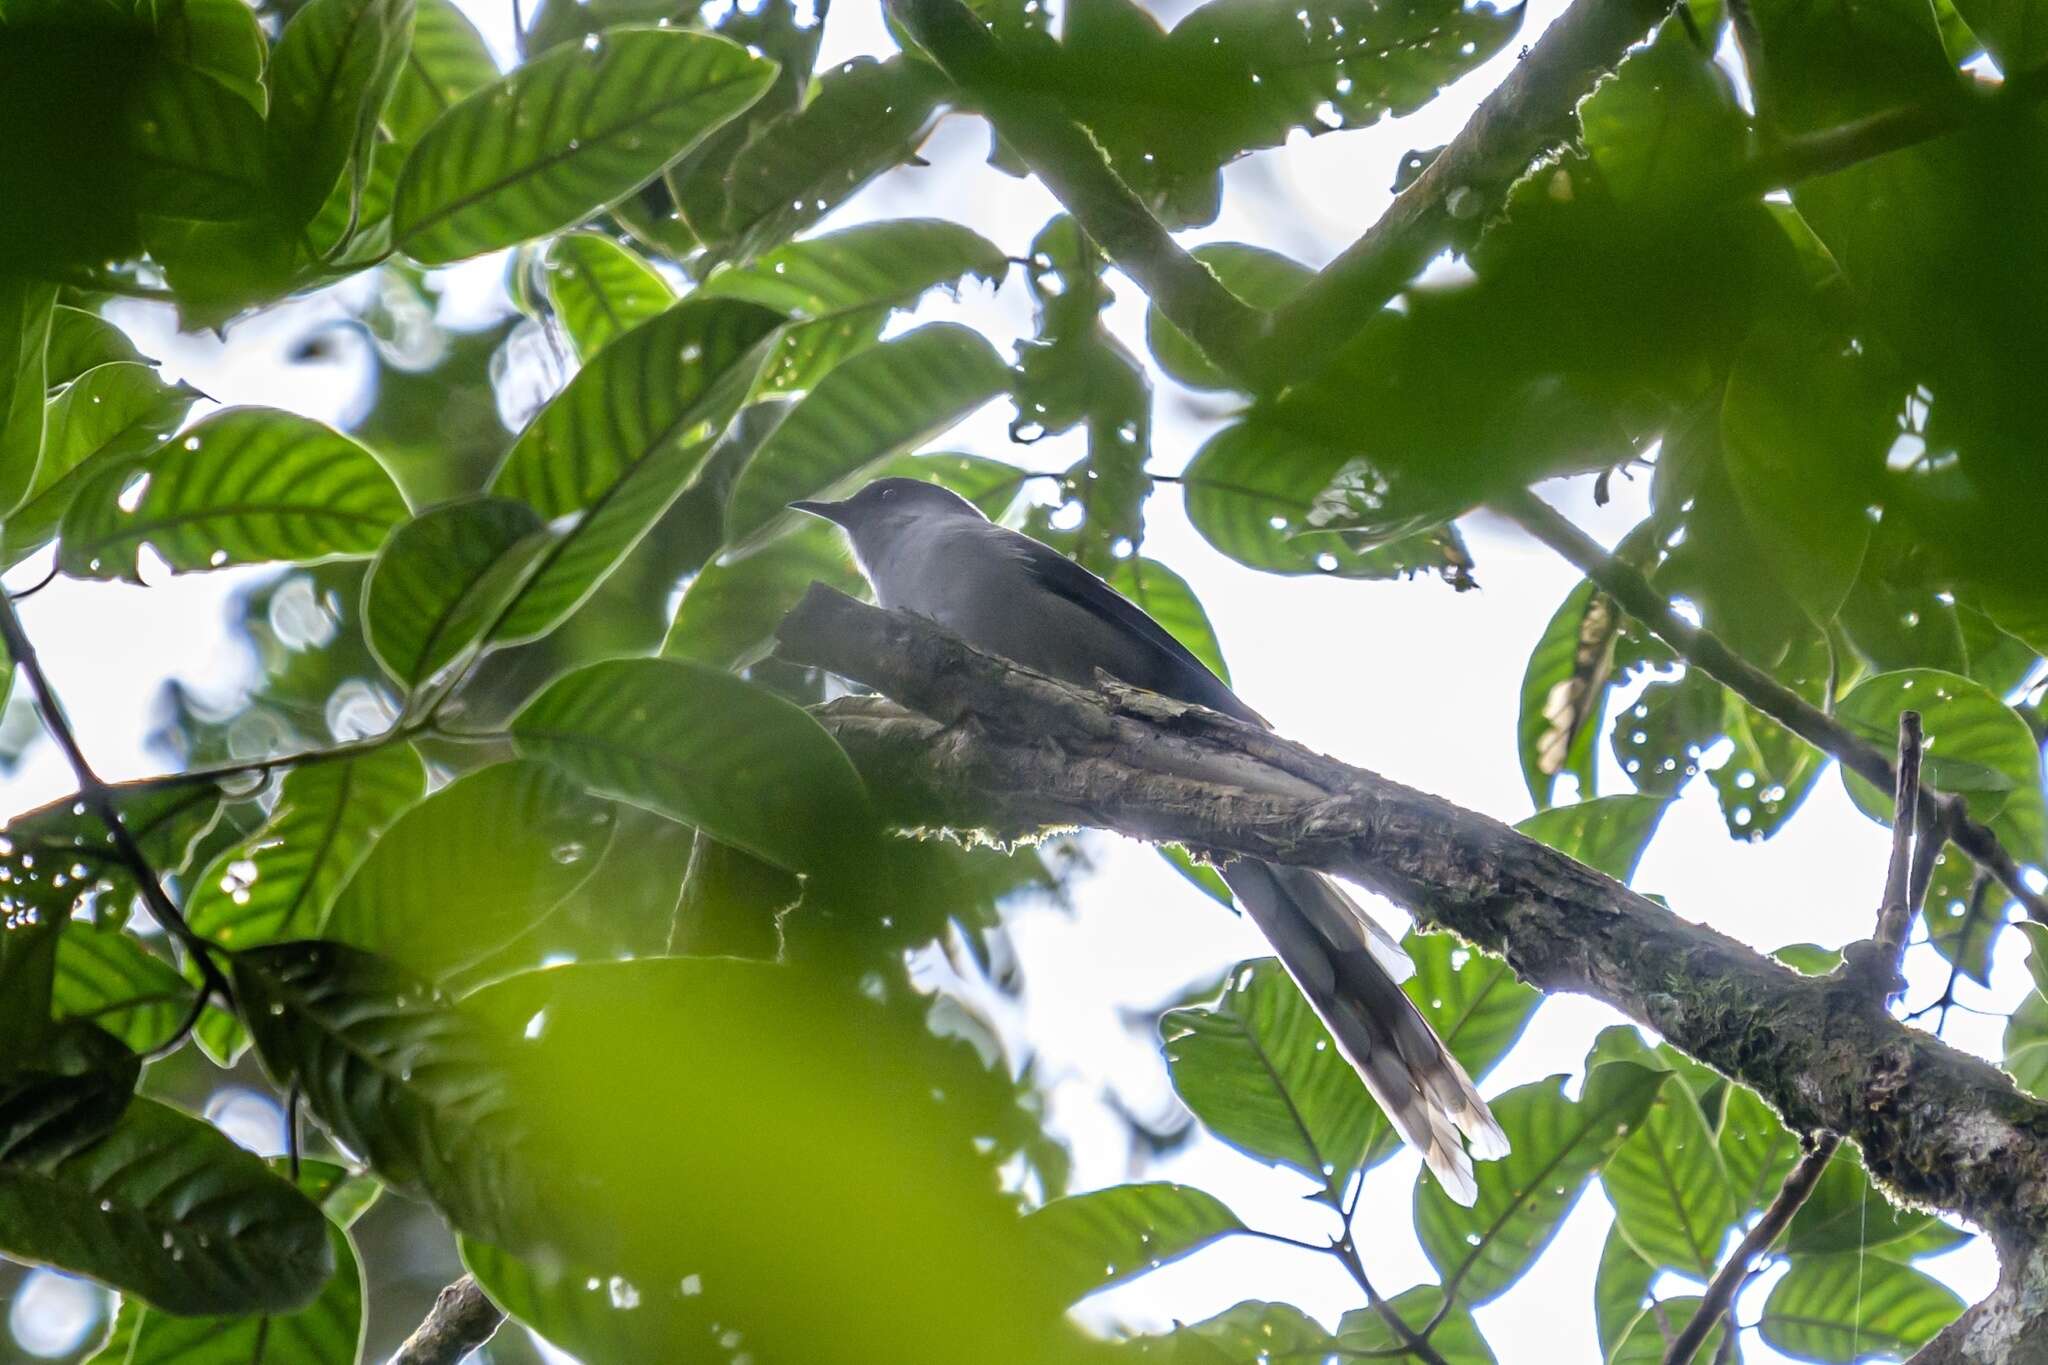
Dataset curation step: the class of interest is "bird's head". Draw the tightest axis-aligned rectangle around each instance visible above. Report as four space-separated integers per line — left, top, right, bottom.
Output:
789 478 986 557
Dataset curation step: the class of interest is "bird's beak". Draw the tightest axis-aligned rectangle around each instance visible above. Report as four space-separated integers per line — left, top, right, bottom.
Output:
788 498 848 524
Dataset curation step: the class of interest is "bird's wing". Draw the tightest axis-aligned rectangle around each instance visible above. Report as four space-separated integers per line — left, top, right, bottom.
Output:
1001 529 1260 723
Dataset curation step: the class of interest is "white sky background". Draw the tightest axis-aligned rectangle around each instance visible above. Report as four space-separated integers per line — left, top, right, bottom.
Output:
3 0 2032 1360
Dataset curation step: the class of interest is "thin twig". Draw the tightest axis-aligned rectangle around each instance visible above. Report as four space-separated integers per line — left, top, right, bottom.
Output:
391 1275 504 1365
1870 712 1926 976
1495 488 2048 928
1329 1235 1451 1365
0 595 235 1008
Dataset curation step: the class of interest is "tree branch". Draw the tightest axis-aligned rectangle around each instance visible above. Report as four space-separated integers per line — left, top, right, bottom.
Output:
390 1275 503 1365
1494 487 2048 929
885 0 1266 381
775 584 2048 1265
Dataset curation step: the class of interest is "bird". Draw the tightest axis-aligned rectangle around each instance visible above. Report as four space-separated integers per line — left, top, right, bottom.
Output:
791 477 1508 1203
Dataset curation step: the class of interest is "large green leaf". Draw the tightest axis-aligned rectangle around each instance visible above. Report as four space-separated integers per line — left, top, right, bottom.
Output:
267 0 414 224
1335 1286 1495 1363
233 940 539 1251
663 518 864 669
383 0 500 146
51 925 194 1054
1146 242 1312 392
460 1234 700 1362
1416 1063 1666 1304
511 656 873 874
1761 1254 1964 1360
1159 958 1375 1196
58 407 409 581
486 298 783 642
1835 669 2044 837
1514 795 1669 885
1783 1144 1954 1257
0 1096 330 1315
1601 1072 1737 1277
126 63 268 221
0 278 57 513
44 307 152 389
1023 1182 1244 1304
697 218 1007 319
1594 1224 1656 1360
1719 1083 1798 1219
327 761 617 979
393 28 777 263
362 496 546 688
184 744 426 953
722 322 1012 544
0 1023 137 1168
1105 557 1231 687
541 231 676 360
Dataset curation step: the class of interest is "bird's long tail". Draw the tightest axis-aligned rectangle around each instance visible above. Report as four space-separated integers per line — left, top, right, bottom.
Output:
1218 860 1508 1205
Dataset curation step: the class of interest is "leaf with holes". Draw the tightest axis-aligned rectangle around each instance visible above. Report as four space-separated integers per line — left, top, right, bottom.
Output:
0 1096 330 1315
1515 795 1668 885
487 298 782 643
233 941 541 1250
1416 1062 1665 1304
1600 1072 1737 1277
59 408 409 581
51 925 194 1054
383 0 500 146
542 231 676 360
1024 1182 1244 1304
722 323 1011 545
1761 1254 1964 1359
1160 959 1377 1195
327 761 617 980
267 0 415 224
1707 695 1825 842
393 29 776 263
362 496 546 688
513 656 873 874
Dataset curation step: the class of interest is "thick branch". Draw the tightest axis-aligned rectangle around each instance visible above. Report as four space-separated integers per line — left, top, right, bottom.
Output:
775 585 2048 1255
886 0 1266 380
1495 488 2048 928
391 1275 503 1365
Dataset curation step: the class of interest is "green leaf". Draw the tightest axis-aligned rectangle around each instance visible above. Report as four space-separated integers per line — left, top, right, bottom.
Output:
1336 1285 1495 1362
2022 921 2048 1001
1708 696 1825 843
383 0 501 146
1517 578 1618 808
486 298 782 643
1145 1300 1336 1360
1601 1072 1737 1277
0 1096 330 1315
233 940 539 1250
1160 959 1376 1195
707 56 947 262
1951 0 2048 68
512 656 874 874
1719 1083 1798 1218
125 62 268 221
58 407 409 581
1610 1296 1726 1365
267 0 415 224
1594 1225 1656 1360
1761 1254 1964 1360
1146 243 1311 392
1023 1182 1244 1303
0 278 57 514
723 322 1012 544
663 519 864 669
184 744 426 953
327 761 617 980
362 496 546 688
1416 1063 1666 1304
1105 557 1230 686
2007 988 2048 1097
51 925 194 1054
1784 1144 1955 1256
1159 845 1233 908
697 218 1008 319
1612 672 1725 799
1835 669 2045 834
1514 794 1669 885
2 361 200 564
0 1023 138 1167
393 29 777 263
460 1234 700 1361
44 307 152 388
541 231 676 360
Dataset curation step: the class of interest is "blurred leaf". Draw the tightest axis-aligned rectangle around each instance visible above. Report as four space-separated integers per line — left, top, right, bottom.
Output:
234 941 540 1251
1517 579 1618 808
1578 11 1742 206
460 1233 702 1361
487 299 783 642
1761 1254 1963 1360
51 925 194 1054
1951 0 2048 66
267 0 414 225
698 218 1007 319
1594 1225 1656 1360
43 307 152 388
2008 988 2048 1097
383 0 501 146
327 760 617 979
1138 1300 1335 1360
723 322 1011 545
2022 921 2048 1002
1147 243 1311 391
512 656 874 874
1105 557 1230 686
1609 1296 1725 1365
184 744 426 953
1612 673 1722 798
1602 1072 1736 1277
0 1023 137 1167
1415 1063 1665 1304
1160 959 1375 1196
393 30 777 263
541 231 676 360
1335 1285 1495 1361
0 279 57 514
126 62 267 220
1840 572 1969 677
664 519 864 669
708 55 947 263
1515 794 1668 885
1024 1182 1244 1303
58 407 408 582
0 1096 330 1315
1708 696 1825 843
362 496 547 689
1836 670 2044 835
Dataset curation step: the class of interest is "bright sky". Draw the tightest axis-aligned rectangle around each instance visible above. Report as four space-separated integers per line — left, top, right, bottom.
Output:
5 1 2029 1361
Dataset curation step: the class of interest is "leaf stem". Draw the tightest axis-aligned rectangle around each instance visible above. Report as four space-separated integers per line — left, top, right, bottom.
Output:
1329 1234 1451 1365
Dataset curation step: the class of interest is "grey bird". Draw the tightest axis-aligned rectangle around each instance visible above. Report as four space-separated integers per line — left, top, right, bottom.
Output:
791 477 1508 1203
